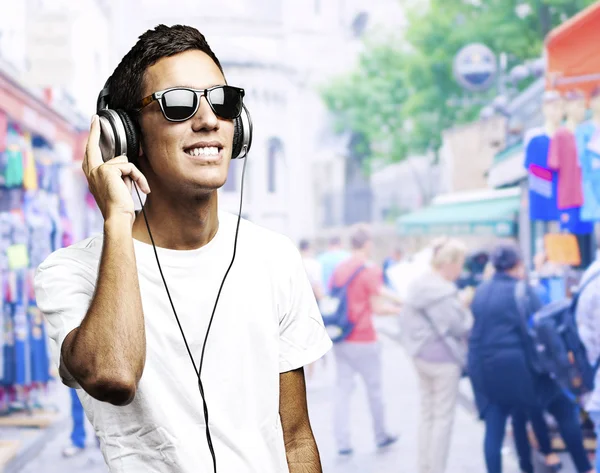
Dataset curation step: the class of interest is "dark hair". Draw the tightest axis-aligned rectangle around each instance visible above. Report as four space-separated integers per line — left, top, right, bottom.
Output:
350 223 371 250
491 243 522 272
299 239 311 251
329 236 341 246
106 24 223 111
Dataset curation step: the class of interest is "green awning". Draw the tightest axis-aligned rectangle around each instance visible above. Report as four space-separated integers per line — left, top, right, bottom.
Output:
396 195 519 237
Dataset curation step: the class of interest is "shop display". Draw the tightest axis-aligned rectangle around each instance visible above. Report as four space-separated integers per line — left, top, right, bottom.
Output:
576 87 600 221
524 91 562 221
547 95 585 211
0 120 75 415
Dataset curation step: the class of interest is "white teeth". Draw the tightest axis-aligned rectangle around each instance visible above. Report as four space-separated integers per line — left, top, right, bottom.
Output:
187 147 220 156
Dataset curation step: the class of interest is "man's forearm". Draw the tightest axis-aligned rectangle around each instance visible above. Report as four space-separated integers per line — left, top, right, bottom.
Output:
286 436 323 473
380 286 402 305
66 216 146 403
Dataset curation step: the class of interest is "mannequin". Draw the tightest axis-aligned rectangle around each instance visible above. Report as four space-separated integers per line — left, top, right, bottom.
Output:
564 90 587 132
577 86 600 221
523 91 563 222
547 91 585 217
590 87 600 128
542 90 564 137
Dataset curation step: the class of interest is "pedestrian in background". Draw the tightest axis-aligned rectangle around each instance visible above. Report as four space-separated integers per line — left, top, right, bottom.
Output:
318 236 350 296
382 246 403 289
299 239 324 302
576 255 600 473
401 237 472 473
299 238 326 382
330 223 402 455
62 388 86 457
482 261 561 473
468 244 592 473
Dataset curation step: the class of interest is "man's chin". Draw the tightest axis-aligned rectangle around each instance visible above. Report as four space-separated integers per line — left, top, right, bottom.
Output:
188 178 228 194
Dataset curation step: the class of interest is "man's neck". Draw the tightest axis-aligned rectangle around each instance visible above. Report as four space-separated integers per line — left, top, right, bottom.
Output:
132 190 220 250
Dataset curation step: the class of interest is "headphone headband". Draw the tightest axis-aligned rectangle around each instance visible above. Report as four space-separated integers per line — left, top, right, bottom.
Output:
96 78 111 112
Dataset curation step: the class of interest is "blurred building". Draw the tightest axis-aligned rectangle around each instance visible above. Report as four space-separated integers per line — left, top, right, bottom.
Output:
0 0 112 240
439 114 506 193
107 0 405 242
370 156 440 223
0 0 111 120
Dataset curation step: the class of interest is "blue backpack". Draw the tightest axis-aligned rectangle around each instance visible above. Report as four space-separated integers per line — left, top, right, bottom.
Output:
319 265 365 343
517 272 600 397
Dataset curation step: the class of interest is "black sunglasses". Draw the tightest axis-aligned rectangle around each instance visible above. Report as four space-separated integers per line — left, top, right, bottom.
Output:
136 85 245 122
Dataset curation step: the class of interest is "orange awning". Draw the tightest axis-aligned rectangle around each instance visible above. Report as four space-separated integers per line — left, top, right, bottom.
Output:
545 1 600 95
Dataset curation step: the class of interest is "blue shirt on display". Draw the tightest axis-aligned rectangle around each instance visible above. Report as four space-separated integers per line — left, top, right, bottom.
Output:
576 121 600 221
524 134 559 221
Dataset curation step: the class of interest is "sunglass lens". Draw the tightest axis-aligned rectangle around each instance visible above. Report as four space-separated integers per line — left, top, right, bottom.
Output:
161 89 198 121
208 86 242 119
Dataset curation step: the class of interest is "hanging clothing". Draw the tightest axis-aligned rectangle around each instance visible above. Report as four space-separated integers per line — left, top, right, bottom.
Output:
4 146 24 189
548 128 584 210
524 133 559 221
576 121 600 221
0 112 7 152
559 207 593 235
22 144 38 192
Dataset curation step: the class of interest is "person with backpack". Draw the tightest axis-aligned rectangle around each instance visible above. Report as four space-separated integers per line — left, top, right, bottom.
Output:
481 261 562 473
468 243 592 473
575 258 600 473
327 223 402 456
400 237 472 473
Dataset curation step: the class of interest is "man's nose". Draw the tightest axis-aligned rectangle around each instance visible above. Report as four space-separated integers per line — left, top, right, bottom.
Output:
191 95 218 131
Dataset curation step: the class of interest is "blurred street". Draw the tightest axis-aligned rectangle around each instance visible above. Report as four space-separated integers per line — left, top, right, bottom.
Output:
1 1 600 472
6 321 521 473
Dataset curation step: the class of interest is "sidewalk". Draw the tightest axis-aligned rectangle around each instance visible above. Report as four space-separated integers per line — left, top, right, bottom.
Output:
307 322 522 473
2 318 537 472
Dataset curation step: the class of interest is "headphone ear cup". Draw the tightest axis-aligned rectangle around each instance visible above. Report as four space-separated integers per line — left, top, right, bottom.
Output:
97 109 123 163
231 105 253 159
232 116 243 160
116 110 139 163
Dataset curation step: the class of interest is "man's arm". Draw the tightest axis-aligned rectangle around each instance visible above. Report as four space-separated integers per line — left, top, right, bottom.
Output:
371 275 403 316
61 115 150 406
280 368 322 473
62 217 145 406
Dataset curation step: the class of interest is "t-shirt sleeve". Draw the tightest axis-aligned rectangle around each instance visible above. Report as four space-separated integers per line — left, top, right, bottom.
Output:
278 243 333 373
34 249 97 388
366 266 384 296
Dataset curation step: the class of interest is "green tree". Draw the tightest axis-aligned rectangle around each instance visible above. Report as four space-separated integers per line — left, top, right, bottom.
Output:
321 0 598 168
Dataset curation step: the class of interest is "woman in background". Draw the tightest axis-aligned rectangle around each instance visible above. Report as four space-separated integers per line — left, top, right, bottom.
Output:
401 237 472 473
468 244 591 473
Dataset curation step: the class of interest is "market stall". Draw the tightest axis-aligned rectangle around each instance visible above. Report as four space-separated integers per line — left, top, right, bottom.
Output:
0 68 88 417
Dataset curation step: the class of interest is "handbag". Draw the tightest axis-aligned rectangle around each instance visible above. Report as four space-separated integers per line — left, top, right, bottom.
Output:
417 297 469 377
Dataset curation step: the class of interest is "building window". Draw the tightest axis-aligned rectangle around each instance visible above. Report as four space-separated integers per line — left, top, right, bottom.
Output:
267 138 284 194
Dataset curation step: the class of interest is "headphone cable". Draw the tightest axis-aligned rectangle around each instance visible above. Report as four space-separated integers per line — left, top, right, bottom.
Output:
132 154 247 473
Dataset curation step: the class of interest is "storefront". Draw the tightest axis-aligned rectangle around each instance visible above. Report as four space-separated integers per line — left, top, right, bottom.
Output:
397 187 520 239
0 67 94 414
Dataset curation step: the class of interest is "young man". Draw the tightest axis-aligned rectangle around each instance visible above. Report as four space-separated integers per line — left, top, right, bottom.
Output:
34 25 332 473
329 224 402 455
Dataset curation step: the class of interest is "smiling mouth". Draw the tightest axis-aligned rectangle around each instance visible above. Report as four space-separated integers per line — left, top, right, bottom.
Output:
184 146 222 158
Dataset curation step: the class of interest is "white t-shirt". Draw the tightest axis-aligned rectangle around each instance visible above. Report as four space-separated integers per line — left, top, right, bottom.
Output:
34 211 332 473
302 256 323 290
